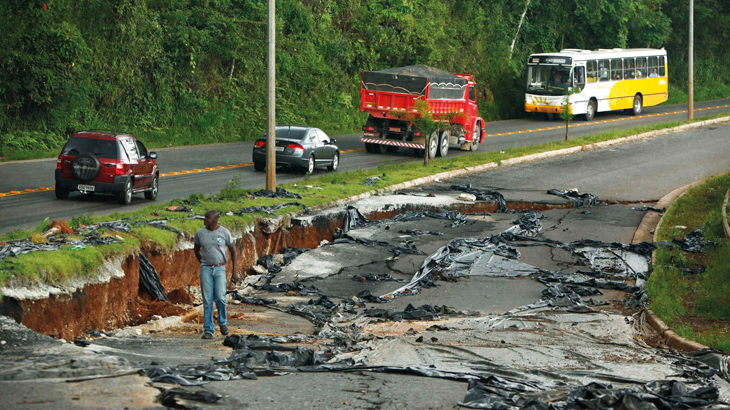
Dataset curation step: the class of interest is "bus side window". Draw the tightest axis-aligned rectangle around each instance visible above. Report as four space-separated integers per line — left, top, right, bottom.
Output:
611 59 623 80
598 60 610 82
648 57 659 78
636 57 647 79
587 61 597 83
624 58 635 79
659 56 666 76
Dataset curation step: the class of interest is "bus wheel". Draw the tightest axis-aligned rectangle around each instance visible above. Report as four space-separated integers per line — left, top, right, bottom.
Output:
585 100 596 121
632 95 643 115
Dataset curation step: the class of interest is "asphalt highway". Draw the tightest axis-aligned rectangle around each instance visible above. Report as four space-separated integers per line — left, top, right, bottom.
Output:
0 98 728 234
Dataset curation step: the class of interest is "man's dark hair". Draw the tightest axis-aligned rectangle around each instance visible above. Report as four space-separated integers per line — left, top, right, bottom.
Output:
205 210 219 219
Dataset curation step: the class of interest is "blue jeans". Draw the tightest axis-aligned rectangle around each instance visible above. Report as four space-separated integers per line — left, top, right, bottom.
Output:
200 265 227 334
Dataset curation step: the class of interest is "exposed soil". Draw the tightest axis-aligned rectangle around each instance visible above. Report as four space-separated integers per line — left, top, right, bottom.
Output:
130 296 187 326
0 198 577 340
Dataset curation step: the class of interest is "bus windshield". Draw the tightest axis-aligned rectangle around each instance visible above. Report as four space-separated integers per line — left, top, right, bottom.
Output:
527 66 572 95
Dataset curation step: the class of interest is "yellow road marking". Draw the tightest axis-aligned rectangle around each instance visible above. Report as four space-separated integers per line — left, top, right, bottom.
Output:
1 109 726 199
482 105 724 139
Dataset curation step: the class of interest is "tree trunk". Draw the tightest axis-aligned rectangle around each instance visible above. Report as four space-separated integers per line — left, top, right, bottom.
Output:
509 0 531 60
424 135 429 166
229 58 236 82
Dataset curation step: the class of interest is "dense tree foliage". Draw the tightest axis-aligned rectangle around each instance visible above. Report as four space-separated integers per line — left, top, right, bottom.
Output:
0 0 728 155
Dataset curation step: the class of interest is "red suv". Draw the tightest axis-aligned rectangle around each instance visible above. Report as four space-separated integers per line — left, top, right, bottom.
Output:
55 130 159 205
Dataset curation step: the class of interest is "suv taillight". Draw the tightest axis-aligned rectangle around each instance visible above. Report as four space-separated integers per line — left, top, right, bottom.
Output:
254 140 265 148
56 157 62 170
115 161 125 175
287 143 304 153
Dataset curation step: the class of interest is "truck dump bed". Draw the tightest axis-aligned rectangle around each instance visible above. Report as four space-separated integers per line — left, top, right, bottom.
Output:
360 65 468 115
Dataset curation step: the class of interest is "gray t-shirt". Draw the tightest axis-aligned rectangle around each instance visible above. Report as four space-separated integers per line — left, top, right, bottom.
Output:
194 226 233 266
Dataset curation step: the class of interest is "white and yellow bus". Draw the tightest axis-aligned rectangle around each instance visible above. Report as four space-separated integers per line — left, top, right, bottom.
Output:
525 48 668 120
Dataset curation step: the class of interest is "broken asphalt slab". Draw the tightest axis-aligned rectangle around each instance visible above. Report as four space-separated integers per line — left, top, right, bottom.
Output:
2 156 730 408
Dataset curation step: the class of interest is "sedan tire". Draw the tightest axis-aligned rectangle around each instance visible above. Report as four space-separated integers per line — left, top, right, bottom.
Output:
328 152 339 171
305 156 315 174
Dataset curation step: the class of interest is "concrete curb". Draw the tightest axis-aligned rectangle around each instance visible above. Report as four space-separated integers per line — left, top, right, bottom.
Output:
633 181 708 352
722 189 730 243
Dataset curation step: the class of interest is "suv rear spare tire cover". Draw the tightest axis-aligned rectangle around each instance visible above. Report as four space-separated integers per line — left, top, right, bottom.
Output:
73 154 101 182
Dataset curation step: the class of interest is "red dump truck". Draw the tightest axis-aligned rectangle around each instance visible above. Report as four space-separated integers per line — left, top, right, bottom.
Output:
360 65 485 158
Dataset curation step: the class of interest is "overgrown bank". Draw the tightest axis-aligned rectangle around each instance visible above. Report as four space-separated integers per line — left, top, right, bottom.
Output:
2 0 729 161
647 173 730 352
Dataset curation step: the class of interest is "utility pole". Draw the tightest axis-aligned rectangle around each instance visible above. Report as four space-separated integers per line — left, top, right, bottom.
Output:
266 0 276 190
688 0 694 120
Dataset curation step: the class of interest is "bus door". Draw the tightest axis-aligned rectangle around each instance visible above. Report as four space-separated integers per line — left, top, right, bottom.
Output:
572 64 586 96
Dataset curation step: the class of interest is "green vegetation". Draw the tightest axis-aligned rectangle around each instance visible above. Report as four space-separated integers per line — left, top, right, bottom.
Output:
647 173 730 352
1 113 726 292
1 0 729 161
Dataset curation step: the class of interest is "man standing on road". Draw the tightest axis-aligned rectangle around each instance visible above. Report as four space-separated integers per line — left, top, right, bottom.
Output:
194 210 239 339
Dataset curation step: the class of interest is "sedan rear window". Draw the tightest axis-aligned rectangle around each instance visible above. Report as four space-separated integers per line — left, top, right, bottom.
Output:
61 137 120 159
264 128 309 140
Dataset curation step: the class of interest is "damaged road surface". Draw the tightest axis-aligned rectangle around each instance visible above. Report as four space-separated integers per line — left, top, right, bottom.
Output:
2 184 729 410
3 122 730 409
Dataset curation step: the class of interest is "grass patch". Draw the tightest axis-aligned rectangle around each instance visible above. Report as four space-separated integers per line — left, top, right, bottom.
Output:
1 113 728 293
647 172 730 352
665 83 730 106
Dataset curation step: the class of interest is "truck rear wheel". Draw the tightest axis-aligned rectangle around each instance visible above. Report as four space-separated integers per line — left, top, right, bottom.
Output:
371 144 381 154
437 130 449 157
386 146 398 153
427 131 439 158
365 143 373 153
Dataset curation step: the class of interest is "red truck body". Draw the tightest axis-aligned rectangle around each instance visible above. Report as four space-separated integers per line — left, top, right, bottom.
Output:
359 65 485 156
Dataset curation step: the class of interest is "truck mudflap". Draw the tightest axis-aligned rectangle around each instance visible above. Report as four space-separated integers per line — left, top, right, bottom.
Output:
361 138 424 149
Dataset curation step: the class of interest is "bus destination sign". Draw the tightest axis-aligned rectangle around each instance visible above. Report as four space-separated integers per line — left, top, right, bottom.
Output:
530 56 573 65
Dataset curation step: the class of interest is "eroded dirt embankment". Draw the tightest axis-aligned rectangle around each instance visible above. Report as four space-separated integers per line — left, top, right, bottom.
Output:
0 200 572 340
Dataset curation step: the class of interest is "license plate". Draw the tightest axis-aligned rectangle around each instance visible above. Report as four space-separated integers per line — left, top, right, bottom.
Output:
276 146 285 152
389 127 401 132
78 184 95 192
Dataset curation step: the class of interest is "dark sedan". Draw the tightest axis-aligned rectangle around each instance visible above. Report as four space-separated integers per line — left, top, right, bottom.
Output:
252 126 340 173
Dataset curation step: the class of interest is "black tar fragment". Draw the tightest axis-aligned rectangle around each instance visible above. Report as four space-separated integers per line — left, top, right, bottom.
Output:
139 253 168 301
547 188 603 208
451 184 508 212
252 188 302 199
